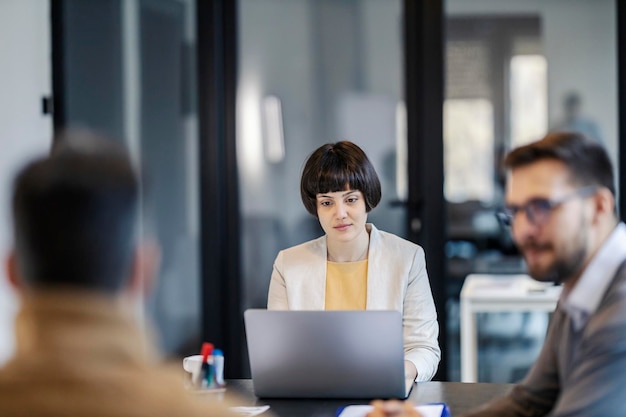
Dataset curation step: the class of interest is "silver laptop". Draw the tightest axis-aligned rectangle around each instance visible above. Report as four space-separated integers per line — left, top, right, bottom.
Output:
244 309 414 399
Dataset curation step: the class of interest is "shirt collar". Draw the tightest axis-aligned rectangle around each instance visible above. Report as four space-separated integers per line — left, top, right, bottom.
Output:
562 222 626 330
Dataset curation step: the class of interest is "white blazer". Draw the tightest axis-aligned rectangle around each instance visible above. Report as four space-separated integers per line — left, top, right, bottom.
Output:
268 223 441 381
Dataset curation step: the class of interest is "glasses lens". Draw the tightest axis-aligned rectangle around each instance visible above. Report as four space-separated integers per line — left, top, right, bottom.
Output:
525 199 552 225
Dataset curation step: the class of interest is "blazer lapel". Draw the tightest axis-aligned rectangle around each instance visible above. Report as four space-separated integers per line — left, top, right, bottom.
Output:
289 235 327 310
366 224 390 309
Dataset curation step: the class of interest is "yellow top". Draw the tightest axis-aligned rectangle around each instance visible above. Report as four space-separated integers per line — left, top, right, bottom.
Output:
324 259 368 310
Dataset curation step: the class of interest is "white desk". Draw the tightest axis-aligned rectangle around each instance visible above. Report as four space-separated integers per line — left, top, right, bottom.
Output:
460 273 562 382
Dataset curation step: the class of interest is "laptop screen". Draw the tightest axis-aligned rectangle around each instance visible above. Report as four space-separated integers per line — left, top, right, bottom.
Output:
244 309 411 399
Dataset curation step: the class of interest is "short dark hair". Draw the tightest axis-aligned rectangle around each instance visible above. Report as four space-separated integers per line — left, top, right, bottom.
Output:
12 130 139 293
300 141 381 217
503 131 615 196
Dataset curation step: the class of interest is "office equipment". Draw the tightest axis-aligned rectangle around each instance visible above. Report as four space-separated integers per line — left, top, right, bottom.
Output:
244 309 412 399
460 274 561 382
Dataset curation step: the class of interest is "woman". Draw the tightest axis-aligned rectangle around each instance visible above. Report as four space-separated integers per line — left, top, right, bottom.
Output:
267 141 440 382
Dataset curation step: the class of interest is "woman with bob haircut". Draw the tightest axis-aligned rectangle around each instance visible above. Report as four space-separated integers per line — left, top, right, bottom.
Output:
267 141 440 382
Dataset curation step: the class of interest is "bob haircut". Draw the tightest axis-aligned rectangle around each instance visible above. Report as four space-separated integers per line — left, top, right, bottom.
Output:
300 141 381 217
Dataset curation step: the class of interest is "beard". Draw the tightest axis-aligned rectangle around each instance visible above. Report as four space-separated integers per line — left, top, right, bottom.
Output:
519 223 589 284
524 244 587 284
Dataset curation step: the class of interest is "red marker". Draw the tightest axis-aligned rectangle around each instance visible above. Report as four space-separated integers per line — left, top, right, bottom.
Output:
194 342 213 388
201 342 214 388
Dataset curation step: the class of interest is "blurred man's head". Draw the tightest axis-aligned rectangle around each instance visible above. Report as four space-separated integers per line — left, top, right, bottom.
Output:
499 132 617 285
8 130 147 295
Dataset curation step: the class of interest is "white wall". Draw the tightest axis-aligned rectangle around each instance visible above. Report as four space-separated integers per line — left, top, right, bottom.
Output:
447 0 618 159
543 0 617 154
0 0 53 364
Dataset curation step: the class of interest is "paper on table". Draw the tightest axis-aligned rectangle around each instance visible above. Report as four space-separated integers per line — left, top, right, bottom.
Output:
229 405 271 416
337 403 447 417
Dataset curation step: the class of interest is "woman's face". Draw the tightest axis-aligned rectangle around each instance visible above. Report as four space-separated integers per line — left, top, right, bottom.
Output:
316 189 368 244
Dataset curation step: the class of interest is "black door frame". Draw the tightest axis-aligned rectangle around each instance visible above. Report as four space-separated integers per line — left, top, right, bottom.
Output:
403 0 447 380
196 0 243 378
618 0 626 221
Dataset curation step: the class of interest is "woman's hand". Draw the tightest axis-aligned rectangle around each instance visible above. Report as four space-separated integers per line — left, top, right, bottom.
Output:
366 400 422 417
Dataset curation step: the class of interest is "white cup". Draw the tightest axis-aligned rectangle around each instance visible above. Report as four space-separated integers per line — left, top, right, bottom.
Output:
183 354 204 383
182 354 224 388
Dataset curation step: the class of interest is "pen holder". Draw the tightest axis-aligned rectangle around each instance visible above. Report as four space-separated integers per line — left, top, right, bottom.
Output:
183 354 225 390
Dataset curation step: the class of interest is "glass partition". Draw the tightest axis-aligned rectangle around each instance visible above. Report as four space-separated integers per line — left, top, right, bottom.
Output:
55 0 201 358
237 0 405 319
445 0 617 382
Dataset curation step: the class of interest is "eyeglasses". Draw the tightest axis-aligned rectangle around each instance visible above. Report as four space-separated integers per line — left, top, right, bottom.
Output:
496 186 598 227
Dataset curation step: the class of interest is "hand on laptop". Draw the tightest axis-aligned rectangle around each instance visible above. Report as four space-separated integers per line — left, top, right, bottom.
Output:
366 400 422 417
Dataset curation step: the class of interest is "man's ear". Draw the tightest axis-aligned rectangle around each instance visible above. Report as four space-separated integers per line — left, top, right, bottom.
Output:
6 249 22 290
126 240 161 297
592 187 615 222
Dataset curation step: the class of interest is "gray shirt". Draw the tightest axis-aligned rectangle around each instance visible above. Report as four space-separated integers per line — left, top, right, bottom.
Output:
462 224 626 417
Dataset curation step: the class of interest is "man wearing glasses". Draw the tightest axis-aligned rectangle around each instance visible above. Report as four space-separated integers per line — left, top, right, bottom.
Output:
368 131 626 417
460 131 626 416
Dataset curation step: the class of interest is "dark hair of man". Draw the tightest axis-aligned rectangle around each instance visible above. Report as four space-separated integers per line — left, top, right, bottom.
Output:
12 131 139 294
300 141 382 217
503 131 615 196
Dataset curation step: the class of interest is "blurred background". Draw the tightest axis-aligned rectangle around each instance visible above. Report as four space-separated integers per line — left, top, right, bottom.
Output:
0 0 619 382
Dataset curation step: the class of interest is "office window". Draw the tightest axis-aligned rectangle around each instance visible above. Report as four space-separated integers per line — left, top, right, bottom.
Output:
510 55 548 147
444 98 494 203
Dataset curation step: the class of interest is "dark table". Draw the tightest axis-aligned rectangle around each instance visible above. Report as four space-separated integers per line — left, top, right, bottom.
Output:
225 379 513 416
